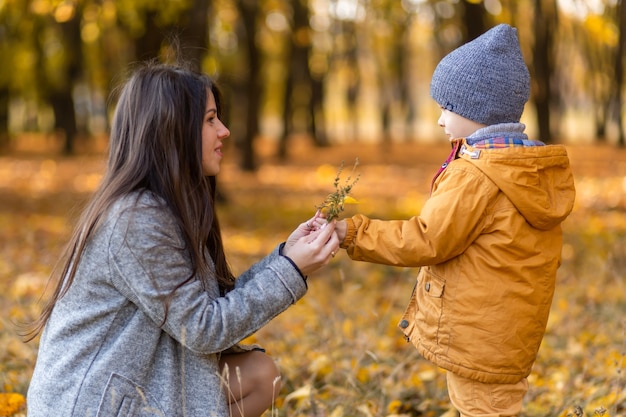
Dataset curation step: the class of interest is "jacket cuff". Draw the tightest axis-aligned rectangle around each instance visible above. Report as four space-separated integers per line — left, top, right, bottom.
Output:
279 242 308 287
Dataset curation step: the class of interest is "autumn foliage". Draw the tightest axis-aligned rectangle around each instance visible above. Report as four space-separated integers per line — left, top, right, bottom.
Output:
1 138 625 417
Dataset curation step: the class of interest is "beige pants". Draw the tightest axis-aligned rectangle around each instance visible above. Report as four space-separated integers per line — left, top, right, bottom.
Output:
446 372 529 417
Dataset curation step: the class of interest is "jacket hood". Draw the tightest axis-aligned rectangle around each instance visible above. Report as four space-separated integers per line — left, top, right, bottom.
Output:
458 141 576 230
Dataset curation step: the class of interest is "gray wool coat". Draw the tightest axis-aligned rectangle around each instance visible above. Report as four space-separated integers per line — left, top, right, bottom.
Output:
27 191 308 417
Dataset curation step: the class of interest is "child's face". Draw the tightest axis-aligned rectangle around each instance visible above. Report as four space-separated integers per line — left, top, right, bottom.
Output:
437 108 486 140
202 91 230 176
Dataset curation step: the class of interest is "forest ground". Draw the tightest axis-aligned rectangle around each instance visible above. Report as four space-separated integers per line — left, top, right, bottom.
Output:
1 135 625 416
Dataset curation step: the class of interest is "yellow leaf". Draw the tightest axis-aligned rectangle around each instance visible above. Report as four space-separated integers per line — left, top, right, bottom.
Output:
343 195 360 204
0 393 26 416
358 404 375 417
342 319 353 337
356 367 370 383
329 405 345 417
387 399 403 414
307 355 332 378
284 385 312 404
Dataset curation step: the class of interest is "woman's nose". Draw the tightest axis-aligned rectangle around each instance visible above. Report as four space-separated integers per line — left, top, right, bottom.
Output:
219 122 230 139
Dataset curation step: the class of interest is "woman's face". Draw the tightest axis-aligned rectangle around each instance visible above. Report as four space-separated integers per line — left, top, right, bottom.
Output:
202 91 230 176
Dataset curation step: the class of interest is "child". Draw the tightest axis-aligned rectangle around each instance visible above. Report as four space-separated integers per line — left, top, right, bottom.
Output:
26 62 340 417
335 24 576 416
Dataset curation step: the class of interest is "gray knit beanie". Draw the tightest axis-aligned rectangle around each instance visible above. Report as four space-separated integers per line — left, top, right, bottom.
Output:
430 24 530 125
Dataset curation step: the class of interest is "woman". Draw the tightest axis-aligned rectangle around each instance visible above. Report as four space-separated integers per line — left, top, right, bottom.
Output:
26 62 339 417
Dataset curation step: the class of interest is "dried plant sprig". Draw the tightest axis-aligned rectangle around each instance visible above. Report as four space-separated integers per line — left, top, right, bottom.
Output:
316 158 360 221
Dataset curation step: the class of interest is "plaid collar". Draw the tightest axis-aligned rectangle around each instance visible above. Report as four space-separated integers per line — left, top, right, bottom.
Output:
466 123 545 148
471 137 545 148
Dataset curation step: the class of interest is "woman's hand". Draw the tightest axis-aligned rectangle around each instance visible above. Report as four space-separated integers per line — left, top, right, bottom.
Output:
284 212 325 251
283 220 339 277
298 211 347 246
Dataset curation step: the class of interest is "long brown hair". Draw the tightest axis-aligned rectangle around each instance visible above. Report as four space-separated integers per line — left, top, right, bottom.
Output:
26 62 234 340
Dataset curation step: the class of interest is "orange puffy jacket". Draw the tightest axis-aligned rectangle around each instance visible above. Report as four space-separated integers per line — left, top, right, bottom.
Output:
341 140 576 384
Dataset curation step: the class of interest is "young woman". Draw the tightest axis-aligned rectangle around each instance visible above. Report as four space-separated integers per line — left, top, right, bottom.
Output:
26 62 339 417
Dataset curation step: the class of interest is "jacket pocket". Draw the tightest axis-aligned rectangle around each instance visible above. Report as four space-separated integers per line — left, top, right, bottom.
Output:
423 273 445 297
97 373 166 417
416 269 446 344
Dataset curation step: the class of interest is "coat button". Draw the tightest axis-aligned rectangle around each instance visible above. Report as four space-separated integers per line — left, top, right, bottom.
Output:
425 282 431 292
399 319 409 329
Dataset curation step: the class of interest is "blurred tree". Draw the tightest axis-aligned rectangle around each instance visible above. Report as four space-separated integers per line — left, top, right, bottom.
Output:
116 0 209 64
339 19 360 142
532 0 558 143
82 1 132 135
0 84 8 153
462 0 487 41
131 0 211 68
133 11 169 61
555 2 623 144
501 0 520 26
614 0 625 146
370 0 415 144
308 28 328 148
395 21 416 143
0 2 15 153
52 5 83 155
278 0 328 160
180 0 211 70
235 0 262 171
29 2 84 155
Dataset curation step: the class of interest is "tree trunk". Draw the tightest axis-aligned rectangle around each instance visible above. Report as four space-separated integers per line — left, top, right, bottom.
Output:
615 0 625 147
595 103 608 140
278 58 294 159
0 86 9 153
505 0 519 28
397 16 416 143
56 9 83 155
462 0 486 42
532 0 557 143
135 12 166 61
51 91 78 154
298 0 328 148
180 0 211 71
378 13 411 145
572 8 611 143
236 0 261 171
310 74 327 146
278 0 326 159
343 21 359 142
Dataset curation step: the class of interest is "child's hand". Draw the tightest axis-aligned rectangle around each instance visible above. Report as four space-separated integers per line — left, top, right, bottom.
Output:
335 219 347 243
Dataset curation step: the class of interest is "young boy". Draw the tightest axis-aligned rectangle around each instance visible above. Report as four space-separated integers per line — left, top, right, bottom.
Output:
335 24 576 416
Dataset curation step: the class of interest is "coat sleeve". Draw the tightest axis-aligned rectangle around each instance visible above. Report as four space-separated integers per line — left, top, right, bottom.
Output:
234 243 299 288
107 203 307 355
343 161 499 267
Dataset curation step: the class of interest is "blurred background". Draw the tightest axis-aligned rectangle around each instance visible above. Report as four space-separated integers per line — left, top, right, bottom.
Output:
0 0 624 170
